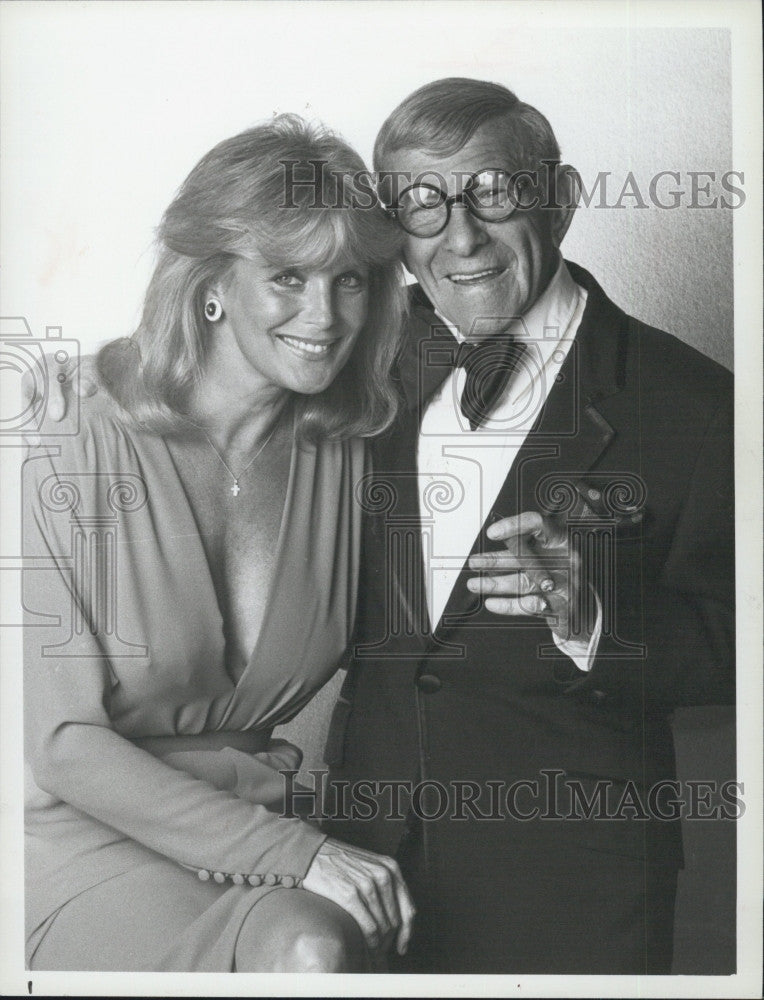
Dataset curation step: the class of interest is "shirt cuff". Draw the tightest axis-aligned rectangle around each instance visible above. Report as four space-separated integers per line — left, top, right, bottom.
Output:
551 587 602 672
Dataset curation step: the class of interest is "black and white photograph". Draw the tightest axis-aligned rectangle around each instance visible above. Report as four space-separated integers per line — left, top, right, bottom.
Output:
0 1 761 996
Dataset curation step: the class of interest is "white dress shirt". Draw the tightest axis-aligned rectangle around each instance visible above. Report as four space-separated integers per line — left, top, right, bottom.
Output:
417 256 601 671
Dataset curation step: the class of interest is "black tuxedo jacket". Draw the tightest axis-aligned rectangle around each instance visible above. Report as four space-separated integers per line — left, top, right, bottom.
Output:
323 261 734 874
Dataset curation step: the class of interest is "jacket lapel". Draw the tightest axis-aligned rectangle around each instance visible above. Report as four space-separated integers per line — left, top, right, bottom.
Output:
397 284 461 415
368 289 465 652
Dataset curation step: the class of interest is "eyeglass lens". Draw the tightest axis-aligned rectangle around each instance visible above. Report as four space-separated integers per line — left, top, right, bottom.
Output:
396 170 524 235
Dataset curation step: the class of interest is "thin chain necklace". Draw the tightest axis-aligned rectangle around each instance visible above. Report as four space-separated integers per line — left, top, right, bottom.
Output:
200 424 278 497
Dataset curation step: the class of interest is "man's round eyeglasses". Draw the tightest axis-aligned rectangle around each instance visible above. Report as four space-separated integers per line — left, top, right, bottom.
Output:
385 168 535 238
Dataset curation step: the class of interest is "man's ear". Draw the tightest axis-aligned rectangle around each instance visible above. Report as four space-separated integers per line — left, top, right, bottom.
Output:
549 164 581 247
399 241 416 280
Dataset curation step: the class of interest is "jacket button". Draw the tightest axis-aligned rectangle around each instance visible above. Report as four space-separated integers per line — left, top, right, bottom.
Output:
417 673 442 693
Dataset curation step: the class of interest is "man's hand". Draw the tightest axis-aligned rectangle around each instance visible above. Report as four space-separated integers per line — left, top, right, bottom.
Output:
21 354 97 443
303 837 415 958
468 510 593 647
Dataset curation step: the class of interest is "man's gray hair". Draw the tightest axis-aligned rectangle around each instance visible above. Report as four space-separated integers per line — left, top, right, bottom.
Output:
373 77 561 174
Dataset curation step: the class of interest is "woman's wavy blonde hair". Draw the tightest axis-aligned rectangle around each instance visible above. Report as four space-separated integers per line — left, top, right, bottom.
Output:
98 114 406 441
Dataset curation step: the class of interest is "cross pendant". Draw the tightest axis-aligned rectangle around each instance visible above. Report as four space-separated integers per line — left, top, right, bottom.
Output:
230 480 241 497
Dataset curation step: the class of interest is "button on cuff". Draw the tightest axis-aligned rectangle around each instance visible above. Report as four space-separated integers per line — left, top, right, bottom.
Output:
194 868 303 888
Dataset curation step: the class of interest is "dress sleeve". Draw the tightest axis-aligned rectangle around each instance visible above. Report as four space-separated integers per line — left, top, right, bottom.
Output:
23 421 326 884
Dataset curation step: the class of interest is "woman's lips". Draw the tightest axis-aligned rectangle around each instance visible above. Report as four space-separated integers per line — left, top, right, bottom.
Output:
275 334 340 359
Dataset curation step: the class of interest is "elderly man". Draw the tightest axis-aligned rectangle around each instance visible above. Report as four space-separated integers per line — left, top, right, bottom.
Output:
323 78 734 974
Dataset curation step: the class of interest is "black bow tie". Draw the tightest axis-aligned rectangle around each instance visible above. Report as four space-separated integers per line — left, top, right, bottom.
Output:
455 335 527 430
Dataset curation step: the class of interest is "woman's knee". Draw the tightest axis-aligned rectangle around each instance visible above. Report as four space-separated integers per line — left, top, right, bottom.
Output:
285 914 365 972
235 889 369 972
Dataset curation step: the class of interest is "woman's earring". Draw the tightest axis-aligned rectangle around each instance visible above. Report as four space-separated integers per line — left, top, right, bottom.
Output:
204 298 223 322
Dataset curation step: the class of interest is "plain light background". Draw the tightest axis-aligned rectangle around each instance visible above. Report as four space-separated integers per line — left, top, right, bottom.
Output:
0 4 738 368
1 2 761 996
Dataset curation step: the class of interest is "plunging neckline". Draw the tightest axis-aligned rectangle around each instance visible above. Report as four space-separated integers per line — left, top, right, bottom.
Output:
159 413 300 691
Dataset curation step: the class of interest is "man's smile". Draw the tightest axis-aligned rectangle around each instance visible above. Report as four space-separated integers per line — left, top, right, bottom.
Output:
447 266 506 285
